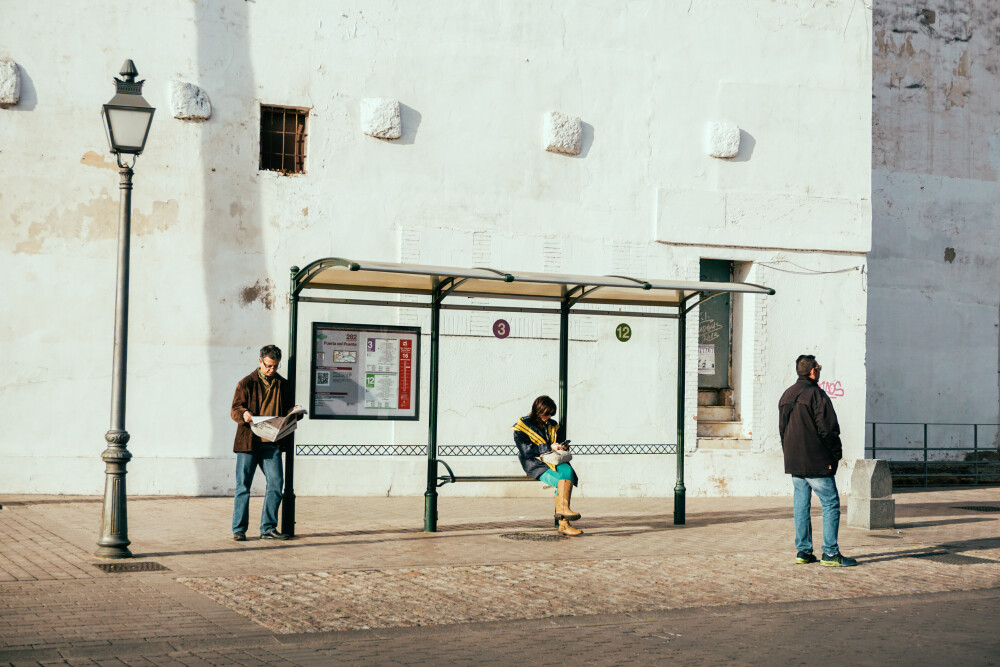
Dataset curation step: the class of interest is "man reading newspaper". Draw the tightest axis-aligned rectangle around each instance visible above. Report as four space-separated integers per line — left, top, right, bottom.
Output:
229 344 304 542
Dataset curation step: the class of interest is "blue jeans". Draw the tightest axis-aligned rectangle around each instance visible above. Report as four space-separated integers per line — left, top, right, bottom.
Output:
232 443 284 535
792 475 841 556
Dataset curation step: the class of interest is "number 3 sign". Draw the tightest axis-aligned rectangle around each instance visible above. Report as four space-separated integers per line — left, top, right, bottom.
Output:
493 319 510 339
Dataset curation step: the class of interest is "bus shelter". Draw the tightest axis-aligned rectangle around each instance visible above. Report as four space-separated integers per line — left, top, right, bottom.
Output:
281 258 774 533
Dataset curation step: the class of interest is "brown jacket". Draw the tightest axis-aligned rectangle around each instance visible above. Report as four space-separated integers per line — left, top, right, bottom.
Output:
230 371 294 453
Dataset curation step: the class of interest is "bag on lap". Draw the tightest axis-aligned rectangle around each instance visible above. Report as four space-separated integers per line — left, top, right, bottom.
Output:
540 450 572 466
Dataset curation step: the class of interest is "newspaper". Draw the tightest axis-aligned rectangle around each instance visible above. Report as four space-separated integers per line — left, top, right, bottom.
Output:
250 406 307 442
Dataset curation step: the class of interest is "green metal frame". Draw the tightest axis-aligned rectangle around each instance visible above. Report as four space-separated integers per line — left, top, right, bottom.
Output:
281 259 773 535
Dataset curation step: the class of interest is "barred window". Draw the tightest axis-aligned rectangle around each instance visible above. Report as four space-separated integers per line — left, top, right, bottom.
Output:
260 106 307 174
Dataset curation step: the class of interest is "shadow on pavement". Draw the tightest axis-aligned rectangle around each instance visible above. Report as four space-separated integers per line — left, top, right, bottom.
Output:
131 508 796 559
893 517 992 529
853 536 1000 564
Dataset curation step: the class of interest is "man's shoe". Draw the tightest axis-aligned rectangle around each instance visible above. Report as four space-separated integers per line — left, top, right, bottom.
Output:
260 528 290 540
233 531 246 542
795 551 818 564
821 553 858 567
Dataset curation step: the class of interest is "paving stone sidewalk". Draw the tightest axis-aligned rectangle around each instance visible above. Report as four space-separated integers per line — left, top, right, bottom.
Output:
1 487 998 663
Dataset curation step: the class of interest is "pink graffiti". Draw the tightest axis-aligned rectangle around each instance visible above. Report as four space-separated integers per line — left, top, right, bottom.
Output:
819 380 845 399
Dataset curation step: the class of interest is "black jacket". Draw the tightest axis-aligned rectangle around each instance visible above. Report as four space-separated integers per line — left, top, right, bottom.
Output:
778 377 842 477
512 416 578 486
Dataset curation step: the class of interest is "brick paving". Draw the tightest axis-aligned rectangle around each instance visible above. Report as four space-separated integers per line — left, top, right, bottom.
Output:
1 487 998 664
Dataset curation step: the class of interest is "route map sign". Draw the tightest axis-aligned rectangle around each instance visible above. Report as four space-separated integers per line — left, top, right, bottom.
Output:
310 323 420 420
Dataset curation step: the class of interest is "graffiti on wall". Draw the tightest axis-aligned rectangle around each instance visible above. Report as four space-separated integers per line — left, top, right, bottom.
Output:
819 379 845 399
699 311 723 343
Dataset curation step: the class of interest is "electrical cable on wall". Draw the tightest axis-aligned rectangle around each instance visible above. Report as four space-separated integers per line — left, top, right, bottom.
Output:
759 261 867 293
759 261 862 275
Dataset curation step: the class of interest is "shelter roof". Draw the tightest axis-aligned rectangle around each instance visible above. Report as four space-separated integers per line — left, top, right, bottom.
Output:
293 258 774 308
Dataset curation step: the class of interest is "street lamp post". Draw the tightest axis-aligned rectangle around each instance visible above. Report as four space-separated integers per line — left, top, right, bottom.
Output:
95 60 155 559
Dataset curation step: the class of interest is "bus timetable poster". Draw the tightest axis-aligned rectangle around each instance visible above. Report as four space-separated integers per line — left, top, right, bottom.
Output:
310 323 420 420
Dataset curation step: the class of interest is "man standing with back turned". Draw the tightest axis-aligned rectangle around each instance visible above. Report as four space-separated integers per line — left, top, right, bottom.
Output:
779 354 857 567
230 344 296 542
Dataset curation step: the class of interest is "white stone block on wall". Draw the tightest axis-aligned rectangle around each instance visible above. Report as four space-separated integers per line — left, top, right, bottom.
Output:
169 81 212 120
706 120 741 158
543 111 582 155
361 97 402 139
0 60 21 107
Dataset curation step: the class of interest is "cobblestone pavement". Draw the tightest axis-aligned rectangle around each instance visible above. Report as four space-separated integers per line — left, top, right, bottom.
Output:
178 546 1000 634
1 487 998 664
2 589 998 665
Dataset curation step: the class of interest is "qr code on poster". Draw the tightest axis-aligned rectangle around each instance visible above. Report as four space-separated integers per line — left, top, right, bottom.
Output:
315 370 331 386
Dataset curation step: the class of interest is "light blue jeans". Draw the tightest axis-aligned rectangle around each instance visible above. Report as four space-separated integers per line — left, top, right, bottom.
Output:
232 443 284 535
792 475 841 556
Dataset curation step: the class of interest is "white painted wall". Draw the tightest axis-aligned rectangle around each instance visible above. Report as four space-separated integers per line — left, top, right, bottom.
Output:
0 1 872 497
869 1 1000 457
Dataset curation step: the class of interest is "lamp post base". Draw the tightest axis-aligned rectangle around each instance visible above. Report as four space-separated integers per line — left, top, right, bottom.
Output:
95 543 132 559
96 429 132 559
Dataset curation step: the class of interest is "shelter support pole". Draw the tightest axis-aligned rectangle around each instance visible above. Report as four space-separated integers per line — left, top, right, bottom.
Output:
424 287 442 532
556 301 570 529
281 266 300 536
558 302 569 433
674 307 686 525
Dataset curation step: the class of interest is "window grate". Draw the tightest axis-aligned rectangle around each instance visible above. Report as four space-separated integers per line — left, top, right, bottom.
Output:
93 561 169 573
908 552 996 565
500 532 568 541
260 106 307 174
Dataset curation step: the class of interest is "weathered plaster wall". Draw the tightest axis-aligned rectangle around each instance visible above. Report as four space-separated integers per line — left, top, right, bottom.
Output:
0 0 871 497
869 1 1000 449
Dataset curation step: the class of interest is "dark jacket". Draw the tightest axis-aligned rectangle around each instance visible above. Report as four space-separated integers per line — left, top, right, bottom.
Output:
230 371 294 453
512 416 578 486
778 377 842 476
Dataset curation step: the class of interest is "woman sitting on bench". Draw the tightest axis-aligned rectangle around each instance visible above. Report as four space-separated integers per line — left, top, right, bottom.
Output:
512 395 583 536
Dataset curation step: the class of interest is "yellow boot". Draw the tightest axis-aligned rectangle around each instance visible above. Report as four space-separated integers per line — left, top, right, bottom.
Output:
557 518 583 536
555 480 581 521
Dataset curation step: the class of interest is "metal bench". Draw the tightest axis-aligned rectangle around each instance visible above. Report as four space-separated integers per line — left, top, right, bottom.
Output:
435 460 535 487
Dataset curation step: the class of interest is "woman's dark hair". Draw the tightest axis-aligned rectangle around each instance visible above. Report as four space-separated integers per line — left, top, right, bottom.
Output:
530 395 557 420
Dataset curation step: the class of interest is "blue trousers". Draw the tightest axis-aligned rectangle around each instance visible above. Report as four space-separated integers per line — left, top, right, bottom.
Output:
792 475 841 556
539 463 575 490
232 443 284 535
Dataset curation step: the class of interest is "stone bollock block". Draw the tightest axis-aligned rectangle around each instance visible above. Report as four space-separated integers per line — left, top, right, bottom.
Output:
361 98 402 140
543 111 582 155
847 497 895 530
847 459 895 530
0 60 21 107
169 81 212 120
706 120 741 158
852 458 893 498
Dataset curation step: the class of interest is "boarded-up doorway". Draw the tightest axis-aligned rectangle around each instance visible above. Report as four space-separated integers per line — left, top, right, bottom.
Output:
698 259 733 397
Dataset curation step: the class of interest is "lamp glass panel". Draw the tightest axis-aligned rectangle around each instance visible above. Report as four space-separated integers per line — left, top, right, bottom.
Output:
106 107 153 151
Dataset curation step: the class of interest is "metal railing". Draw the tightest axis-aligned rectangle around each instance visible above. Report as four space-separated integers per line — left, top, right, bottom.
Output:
866 422 1000 486
297 443 676 456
